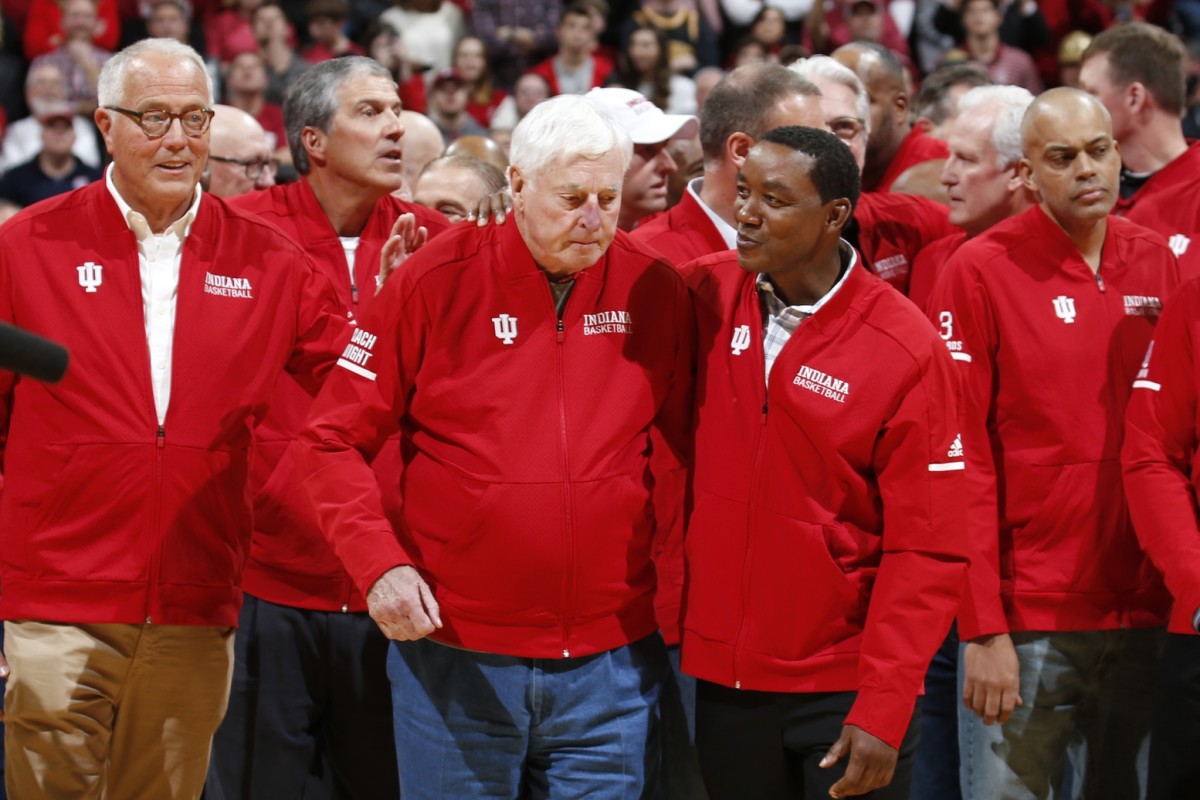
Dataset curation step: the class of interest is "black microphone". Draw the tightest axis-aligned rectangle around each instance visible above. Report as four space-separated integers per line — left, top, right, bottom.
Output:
0 322 69 383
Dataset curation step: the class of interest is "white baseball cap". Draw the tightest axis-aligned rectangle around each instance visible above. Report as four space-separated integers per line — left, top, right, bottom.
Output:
585 87 699 145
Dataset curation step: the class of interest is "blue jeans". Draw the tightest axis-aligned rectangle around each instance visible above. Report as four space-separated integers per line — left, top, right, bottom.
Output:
958 628 1163 800
911 623 962 800
388 634 667 799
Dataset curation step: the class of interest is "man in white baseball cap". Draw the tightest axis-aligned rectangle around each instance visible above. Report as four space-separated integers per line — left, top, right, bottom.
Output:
585 86 698 230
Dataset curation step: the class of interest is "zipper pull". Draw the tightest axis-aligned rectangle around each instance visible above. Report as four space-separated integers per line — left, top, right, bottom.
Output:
1096 273 1105 292
157 425 165 448
351 283 359 304
557 318 564 343
761 401 768 424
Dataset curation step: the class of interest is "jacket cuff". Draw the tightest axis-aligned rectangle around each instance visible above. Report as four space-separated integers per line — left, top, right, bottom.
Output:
844 684 918 751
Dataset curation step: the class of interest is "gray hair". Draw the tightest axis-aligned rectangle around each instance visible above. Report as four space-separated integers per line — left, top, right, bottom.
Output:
97 38 211 107
283 56 394 175
508 94 632 183
420 155 507 195
790 55 870 137
956 85 1034 169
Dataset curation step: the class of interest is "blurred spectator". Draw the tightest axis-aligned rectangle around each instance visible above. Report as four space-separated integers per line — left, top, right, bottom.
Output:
252 1 310 104
746 6 793 59
805 0 912 62
614 24 697 114
1056 30 1090 89
728 34 768 66
146 0 192 42
452 36 506 127
426 67 487 143
224 50 288 155
528 3 614 95
204 103 277 197
29 0 114 116
833 41 947 192
23 0 120 59
912 0 958 74
204 0 262 62
377 0 464 74
622 0 719 75
471 0 560 91
300 0 363 62
956 0 1041 92
693 64 724 107
0 61 101 177
776 42 809 64
489 71 550 136
912 62 992 140
397 108 445 198
932 0 1049 54
721 0 810 37
412 154 506 221
364 21 427 113
0 103 102 207
444 134 508 170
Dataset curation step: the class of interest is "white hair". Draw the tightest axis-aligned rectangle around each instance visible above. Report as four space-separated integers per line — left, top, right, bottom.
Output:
956 85 1035 169
789 55 870 136
508 95 632 184
97 38 212 107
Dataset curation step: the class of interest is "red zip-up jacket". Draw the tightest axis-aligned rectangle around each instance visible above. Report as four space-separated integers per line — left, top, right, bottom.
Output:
231 180 448 613
853 191 957 296
632 185 728 266
1123 276 1200 635
681 251 968 749
0 181 348 627
299 220 694 658
928 205 1176 641
873 126 949 193
1113 140 1200 282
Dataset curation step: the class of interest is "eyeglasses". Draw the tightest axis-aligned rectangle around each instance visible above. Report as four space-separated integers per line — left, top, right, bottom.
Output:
103 106 215 138
208 155 280 180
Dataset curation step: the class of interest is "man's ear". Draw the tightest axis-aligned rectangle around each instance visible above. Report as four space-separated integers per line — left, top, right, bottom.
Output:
95 106 115 156
1018 157 1038 195
508 164 526 213
301 125 326 167
827 198 852 232
726 132 755 170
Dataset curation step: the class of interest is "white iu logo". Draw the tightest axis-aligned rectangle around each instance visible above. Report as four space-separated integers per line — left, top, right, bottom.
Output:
730 324 751 355
77 261 102 293
1169 233 1191 257
492 313 518 345
1052 295 1077 324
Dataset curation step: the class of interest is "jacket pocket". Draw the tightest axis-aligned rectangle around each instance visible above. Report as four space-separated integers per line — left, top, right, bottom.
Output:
740 509 863 661
683 491 745 644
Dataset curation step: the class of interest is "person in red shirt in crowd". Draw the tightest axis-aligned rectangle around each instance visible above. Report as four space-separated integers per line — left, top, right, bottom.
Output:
908 84 1035 311
298 94 693 799
0 37 349 800
1080 23 1200 283
957 0 1042 93
453 35 507 129
632 63 824 263
1123 255 1200 800
206 56 447 800
528 2 614 95
28 0 114 117
223 50 288 161
791 54 957 295
928 87 1177 800
805 0 912 64
682 124 967 800
300 0 364 62
205 0 262 63
22 0 120 59
833 41 949 193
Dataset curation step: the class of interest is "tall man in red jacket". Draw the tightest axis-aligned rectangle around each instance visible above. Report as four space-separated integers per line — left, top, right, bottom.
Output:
928 87 1177 799
0 38 347 799
1123 277 1200 800
682 125 968 800
207 56 449 800
298 94 694 799
1079 23 1200 282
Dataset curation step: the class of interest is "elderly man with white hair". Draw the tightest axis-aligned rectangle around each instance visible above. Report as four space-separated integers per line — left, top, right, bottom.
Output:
0 37 348 799
298 93 694 799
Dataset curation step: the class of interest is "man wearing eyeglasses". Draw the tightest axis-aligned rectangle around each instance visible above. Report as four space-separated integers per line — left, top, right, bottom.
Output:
205 103 276 198
0 38 350 799
208 56 449 800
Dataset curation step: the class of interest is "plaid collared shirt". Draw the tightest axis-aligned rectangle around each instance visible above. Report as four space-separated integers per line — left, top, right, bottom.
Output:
758 243 857 387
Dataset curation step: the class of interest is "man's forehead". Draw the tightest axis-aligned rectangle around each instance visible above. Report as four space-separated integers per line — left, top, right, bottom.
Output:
1026 110 1111 152
338 76 400 106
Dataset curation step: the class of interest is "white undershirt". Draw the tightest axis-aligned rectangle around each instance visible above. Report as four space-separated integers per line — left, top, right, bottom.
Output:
105 166 201 426
340 236 360 297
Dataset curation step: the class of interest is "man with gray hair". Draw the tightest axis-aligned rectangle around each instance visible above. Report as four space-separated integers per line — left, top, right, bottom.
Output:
208 55 448 799
298 93 694 799
0 37 349 799
908 84 1036 310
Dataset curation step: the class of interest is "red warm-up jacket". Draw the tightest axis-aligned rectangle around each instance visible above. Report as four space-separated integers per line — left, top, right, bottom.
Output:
681 250 968 749
1123 276 1200 635
299 221 694 658
1113 140 1200 283
0 181 348 627
231 180 448 613
928 205 1177 640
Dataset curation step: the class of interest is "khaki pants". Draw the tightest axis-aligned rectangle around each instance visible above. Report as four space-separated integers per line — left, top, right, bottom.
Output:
3 620 236 799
